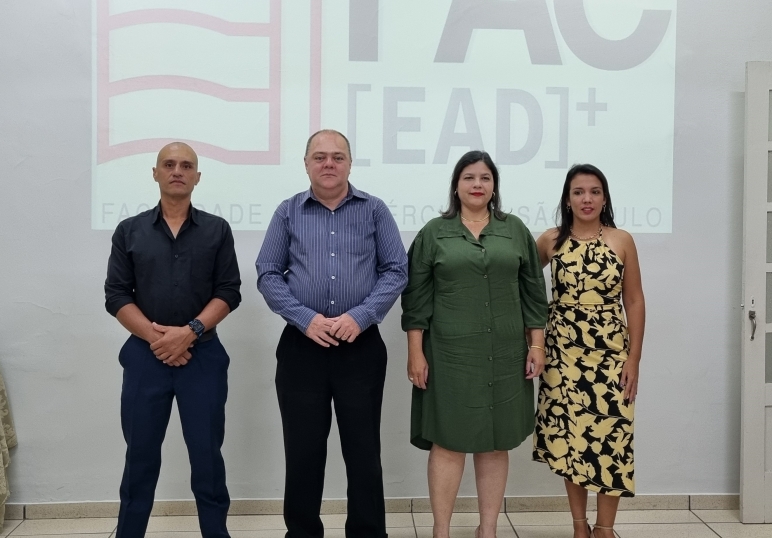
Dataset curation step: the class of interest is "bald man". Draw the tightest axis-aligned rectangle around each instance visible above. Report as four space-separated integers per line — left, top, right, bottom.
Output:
105 143 241 538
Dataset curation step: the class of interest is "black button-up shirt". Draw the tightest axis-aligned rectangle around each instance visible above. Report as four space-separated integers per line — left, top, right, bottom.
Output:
105 203 241 326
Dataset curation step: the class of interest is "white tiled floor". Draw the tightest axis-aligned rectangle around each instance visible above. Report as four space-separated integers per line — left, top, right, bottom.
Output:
2 509 769 537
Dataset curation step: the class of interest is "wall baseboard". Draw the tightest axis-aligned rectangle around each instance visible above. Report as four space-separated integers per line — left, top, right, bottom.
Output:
8 495 739 520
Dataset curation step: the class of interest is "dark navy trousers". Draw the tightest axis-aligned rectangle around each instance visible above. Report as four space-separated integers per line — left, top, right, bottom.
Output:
116 334 230 538
276 324 388 538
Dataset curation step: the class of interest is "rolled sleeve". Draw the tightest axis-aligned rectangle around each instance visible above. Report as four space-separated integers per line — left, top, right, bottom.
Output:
401 230 434 331
104 223 137 317
517 226 549 328
212 222 242 312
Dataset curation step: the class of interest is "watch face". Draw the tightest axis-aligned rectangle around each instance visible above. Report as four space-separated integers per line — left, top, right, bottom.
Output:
189 319 204 338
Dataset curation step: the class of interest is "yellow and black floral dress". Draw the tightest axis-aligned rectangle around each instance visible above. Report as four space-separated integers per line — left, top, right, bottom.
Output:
533 232 635 497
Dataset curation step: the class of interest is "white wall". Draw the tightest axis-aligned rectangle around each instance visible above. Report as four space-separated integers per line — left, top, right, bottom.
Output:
0 0 769 503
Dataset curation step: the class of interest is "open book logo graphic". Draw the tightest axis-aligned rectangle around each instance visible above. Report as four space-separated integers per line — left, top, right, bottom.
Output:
95 0 282 165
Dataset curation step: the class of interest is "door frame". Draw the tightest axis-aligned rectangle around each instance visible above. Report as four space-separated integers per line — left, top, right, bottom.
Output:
740 60 772 523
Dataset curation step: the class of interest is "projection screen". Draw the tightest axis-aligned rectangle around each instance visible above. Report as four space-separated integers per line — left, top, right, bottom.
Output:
91 0 676 232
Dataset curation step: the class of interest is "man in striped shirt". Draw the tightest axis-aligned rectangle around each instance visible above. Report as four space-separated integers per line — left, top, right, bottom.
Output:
256 129 407 538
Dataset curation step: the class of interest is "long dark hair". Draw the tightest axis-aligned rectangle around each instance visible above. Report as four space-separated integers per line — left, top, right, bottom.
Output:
441 150 507 220
554 163 616 250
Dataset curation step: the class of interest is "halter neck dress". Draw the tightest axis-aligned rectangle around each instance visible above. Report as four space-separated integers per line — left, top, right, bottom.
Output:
533 231 635 497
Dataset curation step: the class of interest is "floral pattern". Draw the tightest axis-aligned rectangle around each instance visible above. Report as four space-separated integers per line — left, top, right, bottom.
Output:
533 234 635 497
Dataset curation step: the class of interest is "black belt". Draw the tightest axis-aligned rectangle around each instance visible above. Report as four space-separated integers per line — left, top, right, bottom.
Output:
199 327 217 343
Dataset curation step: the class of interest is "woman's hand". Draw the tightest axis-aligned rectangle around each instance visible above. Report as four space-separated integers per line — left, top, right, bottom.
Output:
408 350 429 389
525 346 545 380
620 358 639 403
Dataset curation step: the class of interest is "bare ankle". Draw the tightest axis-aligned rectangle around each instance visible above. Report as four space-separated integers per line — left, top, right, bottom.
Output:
593 525 615 538
432 526 450 538
476 526 497 538
572 518 591 538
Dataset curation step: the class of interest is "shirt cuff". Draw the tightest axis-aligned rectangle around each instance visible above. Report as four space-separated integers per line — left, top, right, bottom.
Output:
400 316 430 332
345 307 371 333
294 308 320 334
213 291 241 313
105 297 135 318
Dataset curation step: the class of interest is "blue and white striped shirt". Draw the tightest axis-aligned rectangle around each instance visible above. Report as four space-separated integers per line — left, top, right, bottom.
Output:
256 184 408 333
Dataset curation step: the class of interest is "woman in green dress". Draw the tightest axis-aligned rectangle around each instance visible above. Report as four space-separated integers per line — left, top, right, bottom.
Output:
402 151 549 538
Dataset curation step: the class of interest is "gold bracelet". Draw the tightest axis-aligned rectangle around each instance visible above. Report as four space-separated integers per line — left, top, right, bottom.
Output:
529 345 546 352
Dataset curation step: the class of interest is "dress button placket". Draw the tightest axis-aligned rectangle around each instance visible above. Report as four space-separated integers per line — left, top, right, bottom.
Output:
481 242 495 413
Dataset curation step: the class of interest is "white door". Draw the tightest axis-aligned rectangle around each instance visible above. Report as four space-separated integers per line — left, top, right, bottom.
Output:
741 61 772 523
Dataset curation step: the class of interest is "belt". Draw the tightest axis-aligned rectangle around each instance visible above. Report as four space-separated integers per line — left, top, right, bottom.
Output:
199 327 217 343
551 302 620 310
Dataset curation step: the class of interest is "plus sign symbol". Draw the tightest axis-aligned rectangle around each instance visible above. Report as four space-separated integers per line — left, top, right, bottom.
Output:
576 88 608 126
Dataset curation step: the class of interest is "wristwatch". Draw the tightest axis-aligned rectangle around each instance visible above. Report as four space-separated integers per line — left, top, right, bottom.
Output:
188 318 205 340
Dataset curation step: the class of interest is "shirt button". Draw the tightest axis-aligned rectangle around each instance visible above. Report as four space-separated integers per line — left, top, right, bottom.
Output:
173 282 178 286
485 302 489 307
331 275 336 279
481 248 486 253
330 300 335 305
488 382 493 387
489 406 494 410
331 231 335 235
174 254 179 259
488 356 493 361
487 328 491 333
483 274 487 279
331 253 335 256
331 211 335 215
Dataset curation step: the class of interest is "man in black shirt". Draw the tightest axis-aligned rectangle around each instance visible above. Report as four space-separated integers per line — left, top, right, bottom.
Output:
105 142 241 538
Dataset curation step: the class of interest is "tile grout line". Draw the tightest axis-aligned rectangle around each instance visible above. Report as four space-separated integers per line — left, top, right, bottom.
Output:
410 499 418 538
704 520 723 538
2 512 748 536
504 512 519 538
688 506 727 537
690 508 709 524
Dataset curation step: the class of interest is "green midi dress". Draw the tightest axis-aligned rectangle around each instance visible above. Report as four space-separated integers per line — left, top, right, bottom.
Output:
401 215 548 453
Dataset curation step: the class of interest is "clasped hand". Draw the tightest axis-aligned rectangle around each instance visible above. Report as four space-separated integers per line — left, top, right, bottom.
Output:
149 322 196 367
305 313 361 347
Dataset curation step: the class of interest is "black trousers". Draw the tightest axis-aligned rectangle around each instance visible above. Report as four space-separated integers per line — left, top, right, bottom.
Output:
116 335 230 538
276 324 388 538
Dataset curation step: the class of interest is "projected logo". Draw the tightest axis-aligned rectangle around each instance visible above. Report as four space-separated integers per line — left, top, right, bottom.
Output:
92 0 676 232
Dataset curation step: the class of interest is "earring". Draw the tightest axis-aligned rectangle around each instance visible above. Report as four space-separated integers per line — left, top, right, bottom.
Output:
492 192 496 198
602 204 606 211
567 205 571 211
454 190 458 196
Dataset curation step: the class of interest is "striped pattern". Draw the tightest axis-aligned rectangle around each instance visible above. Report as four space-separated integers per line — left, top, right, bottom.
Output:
256 185 407 332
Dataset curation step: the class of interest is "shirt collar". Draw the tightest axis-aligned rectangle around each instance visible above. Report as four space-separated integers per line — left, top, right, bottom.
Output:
436 214 512 239
298 183 367 208
152 201 197 225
